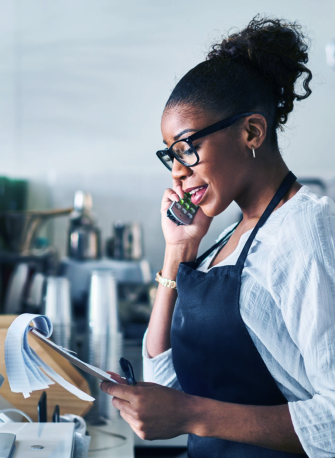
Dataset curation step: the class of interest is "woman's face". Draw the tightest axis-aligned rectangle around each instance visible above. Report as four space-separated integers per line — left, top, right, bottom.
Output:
161 106 254 217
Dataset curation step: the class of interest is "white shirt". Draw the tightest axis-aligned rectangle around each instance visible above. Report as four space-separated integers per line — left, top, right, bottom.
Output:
143 186 335 458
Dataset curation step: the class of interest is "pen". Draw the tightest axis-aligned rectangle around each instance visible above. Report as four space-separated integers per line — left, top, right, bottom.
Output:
119 357 137 386
52 404 60 423
38 391 47 422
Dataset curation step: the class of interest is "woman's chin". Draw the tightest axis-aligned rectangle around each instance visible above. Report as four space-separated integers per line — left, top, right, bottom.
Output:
200 203 219 218
200 201 231 218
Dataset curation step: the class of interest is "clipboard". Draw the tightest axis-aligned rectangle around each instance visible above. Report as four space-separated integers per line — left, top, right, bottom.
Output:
30 328 118 383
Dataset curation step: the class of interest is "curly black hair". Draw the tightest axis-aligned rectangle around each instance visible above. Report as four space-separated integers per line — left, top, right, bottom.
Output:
165 16 312 144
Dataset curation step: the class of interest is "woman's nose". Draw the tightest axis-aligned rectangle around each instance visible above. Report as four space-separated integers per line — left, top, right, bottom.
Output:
171 160 192 181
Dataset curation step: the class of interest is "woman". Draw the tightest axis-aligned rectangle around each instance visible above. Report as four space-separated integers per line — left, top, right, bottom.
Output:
101 17 335 457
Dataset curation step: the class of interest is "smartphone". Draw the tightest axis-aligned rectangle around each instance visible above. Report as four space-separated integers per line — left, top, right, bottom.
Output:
167 192 199 225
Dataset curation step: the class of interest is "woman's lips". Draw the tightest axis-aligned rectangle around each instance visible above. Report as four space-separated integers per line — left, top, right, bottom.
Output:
190 185 208 205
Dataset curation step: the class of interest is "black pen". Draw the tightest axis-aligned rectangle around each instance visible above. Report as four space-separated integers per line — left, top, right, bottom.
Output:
52 404 60 423
38 391 47 422
119 357 137 386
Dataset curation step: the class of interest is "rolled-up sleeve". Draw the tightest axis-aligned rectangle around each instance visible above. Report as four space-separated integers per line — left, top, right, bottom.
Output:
269 197 335 457
142 330 182 390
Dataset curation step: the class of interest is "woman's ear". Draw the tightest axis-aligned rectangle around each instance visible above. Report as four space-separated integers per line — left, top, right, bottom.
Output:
243 114 267 150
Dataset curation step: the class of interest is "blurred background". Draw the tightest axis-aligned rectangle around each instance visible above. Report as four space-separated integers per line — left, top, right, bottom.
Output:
1 0 334 268
0 1 335 450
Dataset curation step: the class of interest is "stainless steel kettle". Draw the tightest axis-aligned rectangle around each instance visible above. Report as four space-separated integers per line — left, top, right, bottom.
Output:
67 191 102 261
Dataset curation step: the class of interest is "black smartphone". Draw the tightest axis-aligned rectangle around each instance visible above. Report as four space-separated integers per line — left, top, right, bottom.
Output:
167 192 199 225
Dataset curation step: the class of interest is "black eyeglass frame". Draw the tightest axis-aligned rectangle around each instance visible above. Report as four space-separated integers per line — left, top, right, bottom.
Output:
156 111 265 171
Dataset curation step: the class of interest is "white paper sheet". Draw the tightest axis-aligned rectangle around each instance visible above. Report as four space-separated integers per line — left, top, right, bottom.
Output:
5 314 117 401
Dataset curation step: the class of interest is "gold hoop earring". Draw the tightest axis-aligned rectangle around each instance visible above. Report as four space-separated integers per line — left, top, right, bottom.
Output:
251 147 256 159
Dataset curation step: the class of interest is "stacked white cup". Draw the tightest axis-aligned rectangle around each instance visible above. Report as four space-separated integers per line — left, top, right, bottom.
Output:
85 270 123 424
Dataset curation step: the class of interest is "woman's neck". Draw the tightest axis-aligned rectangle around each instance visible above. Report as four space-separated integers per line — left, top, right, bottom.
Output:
236 155 301 225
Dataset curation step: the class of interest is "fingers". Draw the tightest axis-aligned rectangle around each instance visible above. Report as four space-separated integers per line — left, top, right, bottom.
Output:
120 410 143 438
173 179 184 200
161 176 187 213
161 188 180 212
112 397 133 416
120 410 134 423
100 381 136 401
106 371 127 385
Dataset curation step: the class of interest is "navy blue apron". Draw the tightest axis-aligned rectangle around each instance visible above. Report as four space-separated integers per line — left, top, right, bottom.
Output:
171 172 306 457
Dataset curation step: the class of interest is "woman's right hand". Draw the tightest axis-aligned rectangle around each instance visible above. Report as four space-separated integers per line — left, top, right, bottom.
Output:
161 180 212 250
147 179 210 357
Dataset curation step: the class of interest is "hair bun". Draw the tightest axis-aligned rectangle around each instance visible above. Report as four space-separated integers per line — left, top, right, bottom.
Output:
207 16 312 126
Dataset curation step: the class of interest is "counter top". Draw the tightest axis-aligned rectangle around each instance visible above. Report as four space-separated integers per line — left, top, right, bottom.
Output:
87 418 134 458
87 419 188 457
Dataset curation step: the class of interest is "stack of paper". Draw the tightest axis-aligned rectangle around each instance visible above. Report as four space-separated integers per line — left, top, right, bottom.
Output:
5 314 117 401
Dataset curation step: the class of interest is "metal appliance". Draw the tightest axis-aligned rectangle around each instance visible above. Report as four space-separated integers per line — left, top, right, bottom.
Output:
67 191 101 261
106 221 143 260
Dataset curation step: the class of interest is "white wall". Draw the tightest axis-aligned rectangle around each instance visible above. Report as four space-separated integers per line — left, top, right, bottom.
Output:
0 0 334 269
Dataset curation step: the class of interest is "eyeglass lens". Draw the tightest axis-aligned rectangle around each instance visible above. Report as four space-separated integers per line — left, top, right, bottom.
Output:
159 151 174 170
159 140 197 170
171 140 197 166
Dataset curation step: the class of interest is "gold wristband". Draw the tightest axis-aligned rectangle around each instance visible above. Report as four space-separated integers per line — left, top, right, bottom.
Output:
155 270 177 289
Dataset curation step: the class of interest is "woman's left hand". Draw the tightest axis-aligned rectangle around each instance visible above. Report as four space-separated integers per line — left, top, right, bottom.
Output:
100 372 195 440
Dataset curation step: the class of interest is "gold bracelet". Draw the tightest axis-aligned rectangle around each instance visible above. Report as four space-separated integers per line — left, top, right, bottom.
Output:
155 270 177 289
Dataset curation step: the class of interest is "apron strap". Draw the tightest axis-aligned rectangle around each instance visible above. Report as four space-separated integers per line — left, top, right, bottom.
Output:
236 171 297 269
196 220 242 265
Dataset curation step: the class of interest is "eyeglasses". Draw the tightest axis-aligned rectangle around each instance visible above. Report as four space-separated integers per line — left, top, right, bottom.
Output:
156 111 264 171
